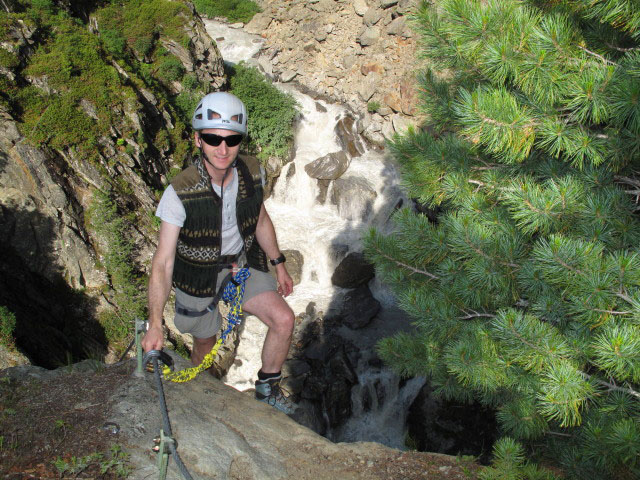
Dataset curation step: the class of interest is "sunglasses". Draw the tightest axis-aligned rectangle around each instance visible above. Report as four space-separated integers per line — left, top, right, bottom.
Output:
199 133 244 147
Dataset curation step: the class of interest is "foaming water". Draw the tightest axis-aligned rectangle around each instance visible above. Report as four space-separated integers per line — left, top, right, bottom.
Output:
204 21 264 64
330 370 426 449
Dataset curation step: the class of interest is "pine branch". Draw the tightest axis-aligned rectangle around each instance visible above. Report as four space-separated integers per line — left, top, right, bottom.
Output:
607 43 640 52
546 431 572 437
501 312 640 400
580 372 640 400
369 244 440 280
459 310 497 320
593 308 633 315
463 230 520 269
578 45 619 66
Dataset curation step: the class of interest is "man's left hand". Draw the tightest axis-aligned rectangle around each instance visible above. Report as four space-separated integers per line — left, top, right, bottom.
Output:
275 264 294 297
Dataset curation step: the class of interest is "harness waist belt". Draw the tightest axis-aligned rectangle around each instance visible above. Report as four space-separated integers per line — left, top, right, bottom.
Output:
175 272 235 318
216 252 242 266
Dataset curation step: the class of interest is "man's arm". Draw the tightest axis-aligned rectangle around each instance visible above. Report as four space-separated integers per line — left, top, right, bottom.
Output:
255 204 293 296
142 221 181 352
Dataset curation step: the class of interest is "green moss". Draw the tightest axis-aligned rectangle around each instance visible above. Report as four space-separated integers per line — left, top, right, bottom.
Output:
367 100 381 113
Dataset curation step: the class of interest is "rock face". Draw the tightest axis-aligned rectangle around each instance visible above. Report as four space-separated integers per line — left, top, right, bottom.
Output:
0 4 225 366
0 344 28 370
247 0 420 145
284 309 361 434
0 359 482 479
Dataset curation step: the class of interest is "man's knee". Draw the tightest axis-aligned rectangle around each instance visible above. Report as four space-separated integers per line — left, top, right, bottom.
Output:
272 305 295 336
193 335 215 352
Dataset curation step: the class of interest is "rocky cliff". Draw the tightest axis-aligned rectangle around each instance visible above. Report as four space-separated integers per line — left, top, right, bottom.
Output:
245 0 420 144
0 356 481 479
0 0 225 367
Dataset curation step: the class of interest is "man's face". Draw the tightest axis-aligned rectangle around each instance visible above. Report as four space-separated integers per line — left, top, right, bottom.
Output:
195 128 242 172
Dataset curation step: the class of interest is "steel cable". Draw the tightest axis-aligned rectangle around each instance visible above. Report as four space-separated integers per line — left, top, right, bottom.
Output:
150 355 195 480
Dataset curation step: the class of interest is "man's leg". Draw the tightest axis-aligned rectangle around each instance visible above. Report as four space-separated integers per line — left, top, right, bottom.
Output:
191 335 218 375
242 291 295 373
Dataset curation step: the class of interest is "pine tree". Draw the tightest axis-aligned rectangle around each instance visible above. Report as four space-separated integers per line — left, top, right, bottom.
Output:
365 1 640 478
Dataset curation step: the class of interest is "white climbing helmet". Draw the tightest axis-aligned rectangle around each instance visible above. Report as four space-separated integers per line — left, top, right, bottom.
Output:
191 92 247 135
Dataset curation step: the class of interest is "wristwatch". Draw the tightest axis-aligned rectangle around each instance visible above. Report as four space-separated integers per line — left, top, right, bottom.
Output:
270 254 286 266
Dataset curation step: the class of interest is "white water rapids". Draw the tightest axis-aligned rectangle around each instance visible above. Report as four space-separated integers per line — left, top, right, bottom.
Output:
204 20 425 449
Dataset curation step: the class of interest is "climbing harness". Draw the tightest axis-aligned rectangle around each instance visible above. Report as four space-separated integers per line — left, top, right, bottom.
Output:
162 267 251 382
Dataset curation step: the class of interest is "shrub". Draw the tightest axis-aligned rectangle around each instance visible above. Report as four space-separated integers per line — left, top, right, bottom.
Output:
0 306 16 350
229 62 298 162
157 56 185 83
367 100 381 113
86 190 146 346
101 28 127 58
192 0 261 24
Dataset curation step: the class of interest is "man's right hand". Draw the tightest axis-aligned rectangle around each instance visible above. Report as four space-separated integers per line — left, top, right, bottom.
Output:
141 324 164 352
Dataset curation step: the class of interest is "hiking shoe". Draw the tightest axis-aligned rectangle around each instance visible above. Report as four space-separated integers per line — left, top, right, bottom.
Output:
255 376 297 415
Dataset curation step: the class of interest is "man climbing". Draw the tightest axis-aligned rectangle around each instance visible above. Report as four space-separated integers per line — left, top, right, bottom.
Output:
141 92 297 414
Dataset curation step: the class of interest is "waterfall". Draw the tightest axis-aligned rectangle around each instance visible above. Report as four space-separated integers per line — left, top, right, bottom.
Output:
204 20 421 449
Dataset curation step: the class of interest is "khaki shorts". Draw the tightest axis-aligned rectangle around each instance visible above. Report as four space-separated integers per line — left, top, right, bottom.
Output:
173 267 277 339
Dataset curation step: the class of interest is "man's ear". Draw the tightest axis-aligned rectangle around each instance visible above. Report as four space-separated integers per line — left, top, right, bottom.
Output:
194 132 201 148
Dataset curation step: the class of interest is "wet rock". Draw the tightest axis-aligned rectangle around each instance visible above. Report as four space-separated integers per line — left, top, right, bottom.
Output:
340 285 381 329
331 252 375 288
335 115 365 158
331 176 377 221
329 346 358 385
326 377 353 427
316 179 331 204
285 162 296 180
304 151 350 180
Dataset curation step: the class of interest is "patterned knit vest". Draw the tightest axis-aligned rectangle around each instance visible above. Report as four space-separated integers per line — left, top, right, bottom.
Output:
170 155 268 297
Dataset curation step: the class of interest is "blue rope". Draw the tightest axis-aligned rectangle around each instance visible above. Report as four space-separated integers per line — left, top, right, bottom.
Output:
219 267 251 343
